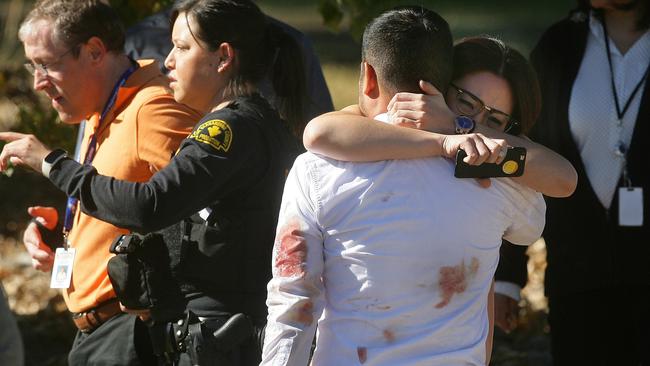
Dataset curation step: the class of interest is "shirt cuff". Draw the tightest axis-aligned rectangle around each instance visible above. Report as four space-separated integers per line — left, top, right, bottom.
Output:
494 281 522 301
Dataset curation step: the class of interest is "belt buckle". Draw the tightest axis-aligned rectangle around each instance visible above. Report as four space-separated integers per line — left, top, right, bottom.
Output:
73 308 100 333
86 308 101 328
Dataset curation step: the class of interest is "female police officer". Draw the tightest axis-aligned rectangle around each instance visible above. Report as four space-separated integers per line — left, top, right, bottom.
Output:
0 0 305 364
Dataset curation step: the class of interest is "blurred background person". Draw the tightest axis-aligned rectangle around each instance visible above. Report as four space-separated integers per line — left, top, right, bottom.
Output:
530 0 650 364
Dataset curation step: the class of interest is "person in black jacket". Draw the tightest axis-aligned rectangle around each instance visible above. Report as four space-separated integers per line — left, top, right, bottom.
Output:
530 0 650 364
0 0 305 364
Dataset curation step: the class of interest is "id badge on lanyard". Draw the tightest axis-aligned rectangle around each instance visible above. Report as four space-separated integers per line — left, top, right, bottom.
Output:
619 186 644 226
617 148 643 227
50 248 76 288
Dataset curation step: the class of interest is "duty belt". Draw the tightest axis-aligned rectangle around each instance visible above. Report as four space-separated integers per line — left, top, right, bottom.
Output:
71 298 122 333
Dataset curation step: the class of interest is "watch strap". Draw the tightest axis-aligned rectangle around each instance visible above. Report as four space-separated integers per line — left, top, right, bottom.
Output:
42 148 68 178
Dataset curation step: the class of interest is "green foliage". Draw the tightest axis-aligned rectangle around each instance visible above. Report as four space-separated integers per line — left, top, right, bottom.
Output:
317 0 437 40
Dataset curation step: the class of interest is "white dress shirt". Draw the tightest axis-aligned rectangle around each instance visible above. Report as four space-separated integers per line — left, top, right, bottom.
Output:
262 150 545 365
569 12 650 209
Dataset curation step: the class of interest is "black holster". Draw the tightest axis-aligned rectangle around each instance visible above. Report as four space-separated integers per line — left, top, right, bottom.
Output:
173 312 257 366
107 233 185 322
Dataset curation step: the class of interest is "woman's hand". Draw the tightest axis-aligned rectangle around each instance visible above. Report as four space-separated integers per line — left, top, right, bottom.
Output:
441 133 509 166
387 80 455 134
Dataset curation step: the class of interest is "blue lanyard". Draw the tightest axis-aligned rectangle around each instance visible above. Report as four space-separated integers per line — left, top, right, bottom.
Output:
61 63 138 247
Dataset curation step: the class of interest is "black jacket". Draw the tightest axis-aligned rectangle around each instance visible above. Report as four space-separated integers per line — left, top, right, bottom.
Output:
530 10 650 298
50 94 298 322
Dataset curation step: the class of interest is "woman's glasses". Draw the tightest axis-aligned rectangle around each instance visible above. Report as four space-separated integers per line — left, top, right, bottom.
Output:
449 83 519 133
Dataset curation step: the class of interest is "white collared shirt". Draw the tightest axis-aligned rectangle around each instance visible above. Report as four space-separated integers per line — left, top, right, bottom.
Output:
569 12 650 208
262 149 545 365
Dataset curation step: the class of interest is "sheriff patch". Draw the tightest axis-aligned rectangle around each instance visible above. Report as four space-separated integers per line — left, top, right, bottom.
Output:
189 119 233 152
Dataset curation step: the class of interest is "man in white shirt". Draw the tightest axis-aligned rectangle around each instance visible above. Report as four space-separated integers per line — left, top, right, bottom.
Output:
262 6 546 365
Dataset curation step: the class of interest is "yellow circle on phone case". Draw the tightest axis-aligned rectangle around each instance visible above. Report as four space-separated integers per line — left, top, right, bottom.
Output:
502 160 519 175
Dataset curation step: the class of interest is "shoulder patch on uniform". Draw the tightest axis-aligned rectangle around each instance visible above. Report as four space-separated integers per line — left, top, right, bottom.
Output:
189 119 233 152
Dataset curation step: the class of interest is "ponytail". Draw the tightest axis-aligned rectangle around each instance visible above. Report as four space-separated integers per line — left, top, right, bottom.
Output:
265 23 307 138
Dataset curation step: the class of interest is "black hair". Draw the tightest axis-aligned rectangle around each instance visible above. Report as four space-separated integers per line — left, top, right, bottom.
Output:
577 0 650 29
452 36 541 135
20 0 125 57
361 6 453 94
171 0 307 137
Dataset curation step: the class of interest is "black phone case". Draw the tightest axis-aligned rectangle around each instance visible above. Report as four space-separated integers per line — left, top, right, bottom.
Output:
454 146 526 178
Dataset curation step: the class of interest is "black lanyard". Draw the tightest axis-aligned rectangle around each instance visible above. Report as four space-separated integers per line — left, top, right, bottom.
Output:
602 19 650 122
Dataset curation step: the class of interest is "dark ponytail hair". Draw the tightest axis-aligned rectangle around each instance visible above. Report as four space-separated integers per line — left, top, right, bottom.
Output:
452 36 541 136
264 22 307 137
171 0 306 137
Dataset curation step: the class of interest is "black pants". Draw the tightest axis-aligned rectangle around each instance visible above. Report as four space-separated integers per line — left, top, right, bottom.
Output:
177 344 260 366
548 286 650 366
68 313 157 366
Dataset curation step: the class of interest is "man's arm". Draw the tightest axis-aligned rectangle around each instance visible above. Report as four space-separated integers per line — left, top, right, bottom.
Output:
262 157 325 366
494 242 528 332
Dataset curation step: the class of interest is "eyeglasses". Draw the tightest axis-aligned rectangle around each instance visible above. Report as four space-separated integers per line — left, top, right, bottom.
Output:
449 83 519 133
24 45 78 76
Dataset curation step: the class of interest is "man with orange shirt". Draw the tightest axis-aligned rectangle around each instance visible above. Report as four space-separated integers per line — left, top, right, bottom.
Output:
2 1 199 364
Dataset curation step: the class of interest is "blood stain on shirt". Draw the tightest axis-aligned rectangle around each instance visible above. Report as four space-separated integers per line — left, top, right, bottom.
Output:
274 219 307 277
435 257 480 308
381 191 394 202
357 347 367 364
290 300 314 326
383 329 396 343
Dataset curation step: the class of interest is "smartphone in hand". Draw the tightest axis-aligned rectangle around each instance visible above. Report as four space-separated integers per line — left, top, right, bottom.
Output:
454 146 526 178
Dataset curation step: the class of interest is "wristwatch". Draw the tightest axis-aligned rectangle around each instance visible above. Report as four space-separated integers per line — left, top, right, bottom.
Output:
42 148 68 178
454 115 476 134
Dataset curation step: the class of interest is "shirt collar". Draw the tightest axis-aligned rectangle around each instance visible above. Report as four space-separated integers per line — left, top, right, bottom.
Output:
588 10 650 58
588 11 616 56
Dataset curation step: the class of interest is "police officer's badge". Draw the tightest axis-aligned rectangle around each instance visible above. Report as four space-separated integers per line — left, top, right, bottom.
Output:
190 119 233 152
